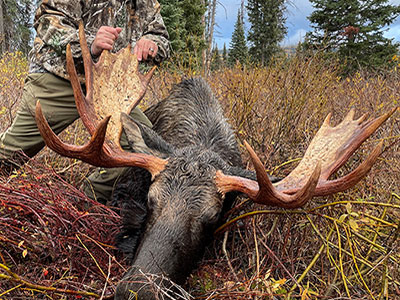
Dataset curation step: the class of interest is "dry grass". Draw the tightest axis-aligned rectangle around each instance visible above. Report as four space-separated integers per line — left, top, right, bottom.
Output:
186 57 400 299
0 51 399 299
0 51 28 128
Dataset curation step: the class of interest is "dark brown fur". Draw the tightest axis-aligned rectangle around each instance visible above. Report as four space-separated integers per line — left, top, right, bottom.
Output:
113 78 257 299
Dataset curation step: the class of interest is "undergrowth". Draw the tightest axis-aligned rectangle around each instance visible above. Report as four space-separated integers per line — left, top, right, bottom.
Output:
0 51 399 299
0 159 125 299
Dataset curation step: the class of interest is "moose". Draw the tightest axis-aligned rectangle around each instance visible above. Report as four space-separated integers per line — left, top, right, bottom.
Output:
34 24 395 299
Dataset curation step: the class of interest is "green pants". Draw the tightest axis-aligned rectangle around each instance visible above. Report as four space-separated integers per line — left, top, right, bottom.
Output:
0 73 152 204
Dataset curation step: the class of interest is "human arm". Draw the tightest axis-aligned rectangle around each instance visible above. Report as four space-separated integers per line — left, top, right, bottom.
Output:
133 0 170 64
32 0 94 65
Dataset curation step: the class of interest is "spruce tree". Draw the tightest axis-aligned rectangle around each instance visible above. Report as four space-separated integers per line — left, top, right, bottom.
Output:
180 0 207 54
159 0 186 52
222 43 228 65
246 0 287 65
210 45 222 71
304 0 400 72
228 9 248 66
159 0 206 64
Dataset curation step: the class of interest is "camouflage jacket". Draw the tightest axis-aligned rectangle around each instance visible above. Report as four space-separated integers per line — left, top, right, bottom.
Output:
29 0 170 80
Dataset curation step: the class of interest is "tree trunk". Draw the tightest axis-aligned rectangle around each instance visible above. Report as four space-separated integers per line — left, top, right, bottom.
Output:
0 0 4 54
201 0 207 70
203 0 217 76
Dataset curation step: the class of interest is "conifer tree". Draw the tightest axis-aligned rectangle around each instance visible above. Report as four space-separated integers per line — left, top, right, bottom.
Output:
159 0 186 52
180 0 207 53
211 45 222 71
228 9 248 66
246 0 287 65
222 43 228 64
159 0 206 63
304 0 400 72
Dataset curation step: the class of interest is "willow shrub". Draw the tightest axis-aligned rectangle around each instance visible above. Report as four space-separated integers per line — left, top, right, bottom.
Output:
0 51 28 129
149 55 399 298
1 49 399 298
190 57 399 299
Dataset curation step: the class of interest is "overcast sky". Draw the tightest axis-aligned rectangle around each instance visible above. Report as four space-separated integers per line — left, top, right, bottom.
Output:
214 0 400 48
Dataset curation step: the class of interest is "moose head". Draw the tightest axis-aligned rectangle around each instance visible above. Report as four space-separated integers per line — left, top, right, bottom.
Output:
35 23 396 299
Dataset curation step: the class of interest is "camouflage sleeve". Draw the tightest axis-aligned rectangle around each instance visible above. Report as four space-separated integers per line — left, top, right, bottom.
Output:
135 0 170 64
33 0 95 67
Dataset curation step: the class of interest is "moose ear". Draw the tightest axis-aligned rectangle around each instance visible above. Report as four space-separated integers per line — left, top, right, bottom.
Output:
121 113 174 158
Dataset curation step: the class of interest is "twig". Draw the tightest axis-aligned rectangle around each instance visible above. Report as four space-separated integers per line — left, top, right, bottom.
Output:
308 200 400 212
0 282 22 297
137 270 193 300
288 216 334 293
215 209 305 234
344 224 375 299
334 221 351 298
79 232 126 272
76 234 109 283
0 263 100 298
252 218 260 278
222 231 239 282
100 256 112 299
257 230 302 293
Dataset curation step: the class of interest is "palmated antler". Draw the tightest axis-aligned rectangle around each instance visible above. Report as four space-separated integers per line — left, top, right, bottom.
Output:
35 22 167 177
216 108 397 208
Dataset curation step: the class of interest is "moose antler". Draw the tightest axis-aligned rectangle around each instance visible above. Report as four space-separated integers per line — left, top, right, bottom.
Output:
35 22 167 177
216 108 397 208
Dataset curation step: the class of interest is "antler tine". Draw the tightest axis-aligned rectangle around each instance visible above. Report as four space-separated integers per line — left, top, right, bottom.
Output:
215 142 321 208
35 100 168 176
78 22 94 89
313 141 383 196
66 42 97 135
319 107 397 180
35 101 108 161
139 66 157 90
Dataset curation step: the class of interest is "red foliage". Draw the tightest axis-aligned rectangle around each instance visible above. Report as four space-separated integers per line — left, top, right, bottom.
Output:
0 159 127 298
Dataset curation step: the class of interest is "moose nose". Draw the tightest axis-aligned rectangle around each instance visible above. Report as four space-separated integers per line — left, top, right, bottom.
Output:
115 267 177 300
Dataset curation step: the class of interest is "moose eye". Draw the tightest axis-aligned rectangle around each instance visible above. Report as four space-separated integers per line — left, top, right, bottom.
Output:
201 207 220 226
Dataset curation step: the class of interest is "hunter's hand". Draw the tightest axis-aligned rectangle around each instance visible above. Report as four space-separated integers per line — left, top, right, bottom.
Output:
91 26 122 56
134 38 158 61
